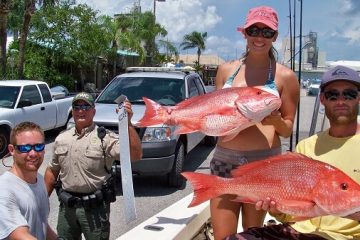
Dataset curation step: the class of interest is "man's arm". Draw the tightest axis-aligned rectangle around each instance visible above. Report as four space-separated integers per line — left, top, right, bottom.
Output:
8 226 37 240
44 167 60 196
128 123 142 161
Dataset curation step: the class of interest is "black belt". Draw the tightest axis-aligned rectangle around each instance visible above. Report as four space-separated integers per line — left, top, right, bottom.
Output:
58 189 105 209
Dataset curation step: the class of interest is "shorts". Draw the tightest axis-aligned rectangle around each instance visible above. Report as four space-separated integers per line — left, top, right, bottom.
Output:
210 146 281 178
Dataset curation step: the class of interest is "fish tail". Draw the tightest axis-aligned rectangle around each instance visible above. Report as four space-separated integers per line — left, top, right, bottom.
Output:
182 172 220 207
136 97 168 127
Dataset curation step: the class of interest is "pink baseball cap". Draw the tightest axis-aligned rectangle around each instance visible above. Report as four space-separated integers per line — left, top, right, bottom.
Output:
237 6 278 32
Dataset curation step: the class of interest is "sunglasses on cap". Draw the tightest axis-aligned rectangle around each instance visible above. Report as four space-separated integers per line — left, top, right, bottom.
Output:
72 104 93 111
245 25 277 39
15 143 45 153
323 89 359 101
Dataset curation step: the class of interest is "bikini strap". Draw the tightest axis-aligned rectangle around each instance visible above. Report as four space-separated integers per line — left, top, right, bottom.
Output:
264 59 278 94
265 59 274 85
224 59 244 86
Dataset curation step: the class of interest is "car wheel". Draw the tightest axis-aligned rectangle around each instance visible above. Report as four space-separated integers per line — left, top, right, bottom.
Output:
167 142 185 188
204 136 217 147
0 128 10 159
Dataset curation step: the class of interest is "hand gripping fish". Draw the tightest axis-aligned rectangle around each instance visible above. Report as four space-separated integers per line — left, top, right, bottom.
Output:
182 152 360 220
136 86 281 142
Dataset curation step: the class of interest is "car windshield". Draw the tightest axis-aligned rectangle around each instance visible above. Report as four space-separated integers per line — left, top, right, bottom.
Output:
0 86 20 109
97 76 185 106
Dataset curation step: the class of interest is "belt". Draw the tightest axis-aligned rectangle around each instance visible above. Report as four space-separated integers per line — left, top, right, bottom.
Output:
59 189 105 209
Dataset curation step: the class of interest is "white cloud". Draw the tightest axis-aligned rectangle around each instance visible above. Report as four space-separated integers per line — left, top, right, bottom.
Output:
156 1 222 43
76 0 131 16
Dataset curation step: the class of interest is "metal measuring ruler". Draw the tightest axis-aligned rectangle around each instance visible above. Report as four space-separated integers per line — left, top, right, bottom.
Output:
115 95 137 223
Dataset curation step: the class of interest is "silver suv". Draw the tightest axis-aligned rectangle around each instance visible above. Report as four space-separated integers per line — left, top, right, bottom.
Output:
90 67 216 187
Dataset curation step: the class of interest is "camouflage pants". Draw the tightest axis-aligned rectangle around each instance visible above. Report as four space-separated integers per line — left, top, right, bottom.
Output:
57 201 111 240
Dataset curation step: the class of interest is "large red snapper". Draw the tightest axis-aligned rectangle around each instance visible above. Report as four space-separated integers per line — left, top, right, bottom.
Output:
136 86 281 142
182 152 360 220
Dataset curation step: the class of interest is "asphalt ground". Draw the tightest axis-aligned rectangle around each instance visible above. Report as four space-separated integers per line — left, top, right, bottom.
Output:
0 88 323 239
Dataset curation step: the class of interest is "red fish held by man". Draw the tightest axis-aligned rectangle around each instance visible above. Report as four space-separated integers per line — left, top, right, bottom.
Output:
182 152 360 220
136 86 281 142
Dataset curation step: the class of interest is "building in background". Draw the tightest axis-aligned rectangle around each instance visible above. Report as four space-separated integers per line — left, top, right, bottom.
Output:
281 31 327 70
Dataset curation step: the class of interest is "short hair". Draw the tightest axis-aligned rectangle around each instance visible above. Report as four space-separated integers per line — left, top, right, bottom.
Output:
10 122 45 145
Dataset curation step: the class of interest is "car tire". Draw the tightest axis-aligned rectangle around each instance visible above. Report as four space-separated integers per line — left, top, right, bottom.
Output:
204 136 217 147
0 128 10 159
167 142 185 188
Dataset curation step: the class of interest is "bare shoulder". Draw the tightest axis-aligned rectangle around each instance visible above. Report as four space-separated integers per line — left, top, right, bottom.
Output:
218 59 241 72
275 63 297 81
216 59 242 88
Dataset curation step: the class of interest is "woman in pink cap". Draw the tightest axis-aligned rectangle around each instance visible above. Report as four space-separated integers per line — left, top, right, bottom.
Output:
210 5 300 240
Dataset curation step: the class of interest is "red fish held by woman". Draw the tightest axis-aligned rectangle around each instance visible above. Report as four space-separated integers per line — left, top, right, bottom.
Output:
136 86 281 142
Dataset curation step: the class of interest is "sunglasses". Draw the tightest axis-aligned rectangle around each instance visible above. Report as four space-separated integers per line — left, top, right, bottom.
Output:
245 25 277 39
323 89 359 101
72 104 93 111
15 143 45 153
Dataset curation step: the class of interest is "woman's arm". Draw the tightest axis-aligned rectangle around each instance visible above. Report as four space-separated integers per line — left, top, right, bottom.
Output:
262 66 300 137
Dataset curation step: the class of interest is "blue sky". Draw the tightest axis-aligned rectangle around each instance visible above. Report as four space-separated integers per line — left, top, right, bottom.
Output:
77 0 360 62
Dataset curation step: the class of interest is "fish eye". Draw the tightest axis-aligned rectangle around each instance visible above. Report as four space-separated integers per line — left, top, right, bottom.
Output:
340 183 348 190
257 91 262 95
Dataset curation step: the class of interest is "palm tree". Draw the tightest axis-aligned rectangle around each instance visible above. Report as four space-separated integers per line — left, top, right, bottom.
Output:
16 0 58 78
158 38 178 63
17 0 36 78
180 31 207 65
0 0 12 78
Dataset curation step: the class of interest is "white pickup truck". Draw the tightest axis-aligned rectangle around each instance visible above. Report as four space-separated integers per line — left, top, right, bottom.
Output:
0 80 74 158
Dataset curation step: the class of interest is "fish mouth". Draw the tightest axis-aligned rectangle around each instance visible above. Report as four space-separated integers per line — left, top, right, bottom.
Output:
264 97 281 108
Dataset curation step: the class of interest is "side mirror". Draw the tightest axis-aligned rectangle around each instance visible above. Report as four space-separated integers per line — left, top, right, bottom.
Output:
17 99 32 108
52 92 66 99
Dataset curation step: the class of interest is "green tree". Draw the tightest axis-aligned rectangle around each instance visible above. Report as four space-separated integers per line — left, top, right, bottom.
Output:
0 0 12 78
17 0 36 78
158 38 178 64
134 11 167 65
180 31 207 65
114 11 146 65
30 2 113 88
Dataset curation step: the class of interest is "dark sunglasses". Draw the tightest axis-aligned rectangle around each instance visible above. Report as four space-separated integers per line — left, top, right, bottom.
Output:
245 25 277 39
323 89 359 101
72 104 93 111
15 143 45 153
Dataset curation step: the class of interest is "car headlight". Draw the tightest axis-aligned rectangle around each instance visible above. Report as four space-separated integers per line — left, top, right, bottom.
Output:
142 127 175 142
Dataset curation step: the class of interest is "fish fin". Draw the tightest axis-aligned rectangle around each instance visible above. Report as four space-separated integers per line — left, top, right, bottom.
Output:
280 200 316 209
230 152 308 177
174 125 198 134
232 196 257 204
277 199 317 220
136 97 168 127
181 172 221 207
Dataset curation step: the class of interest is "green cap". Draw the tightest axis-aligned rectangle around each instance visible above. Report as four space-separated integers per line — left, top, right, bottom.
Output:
72 92 95 107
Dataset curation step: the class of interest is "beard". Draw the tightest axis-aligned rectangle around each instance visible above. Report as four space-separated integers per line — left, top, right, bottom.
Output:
326 104 358 125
